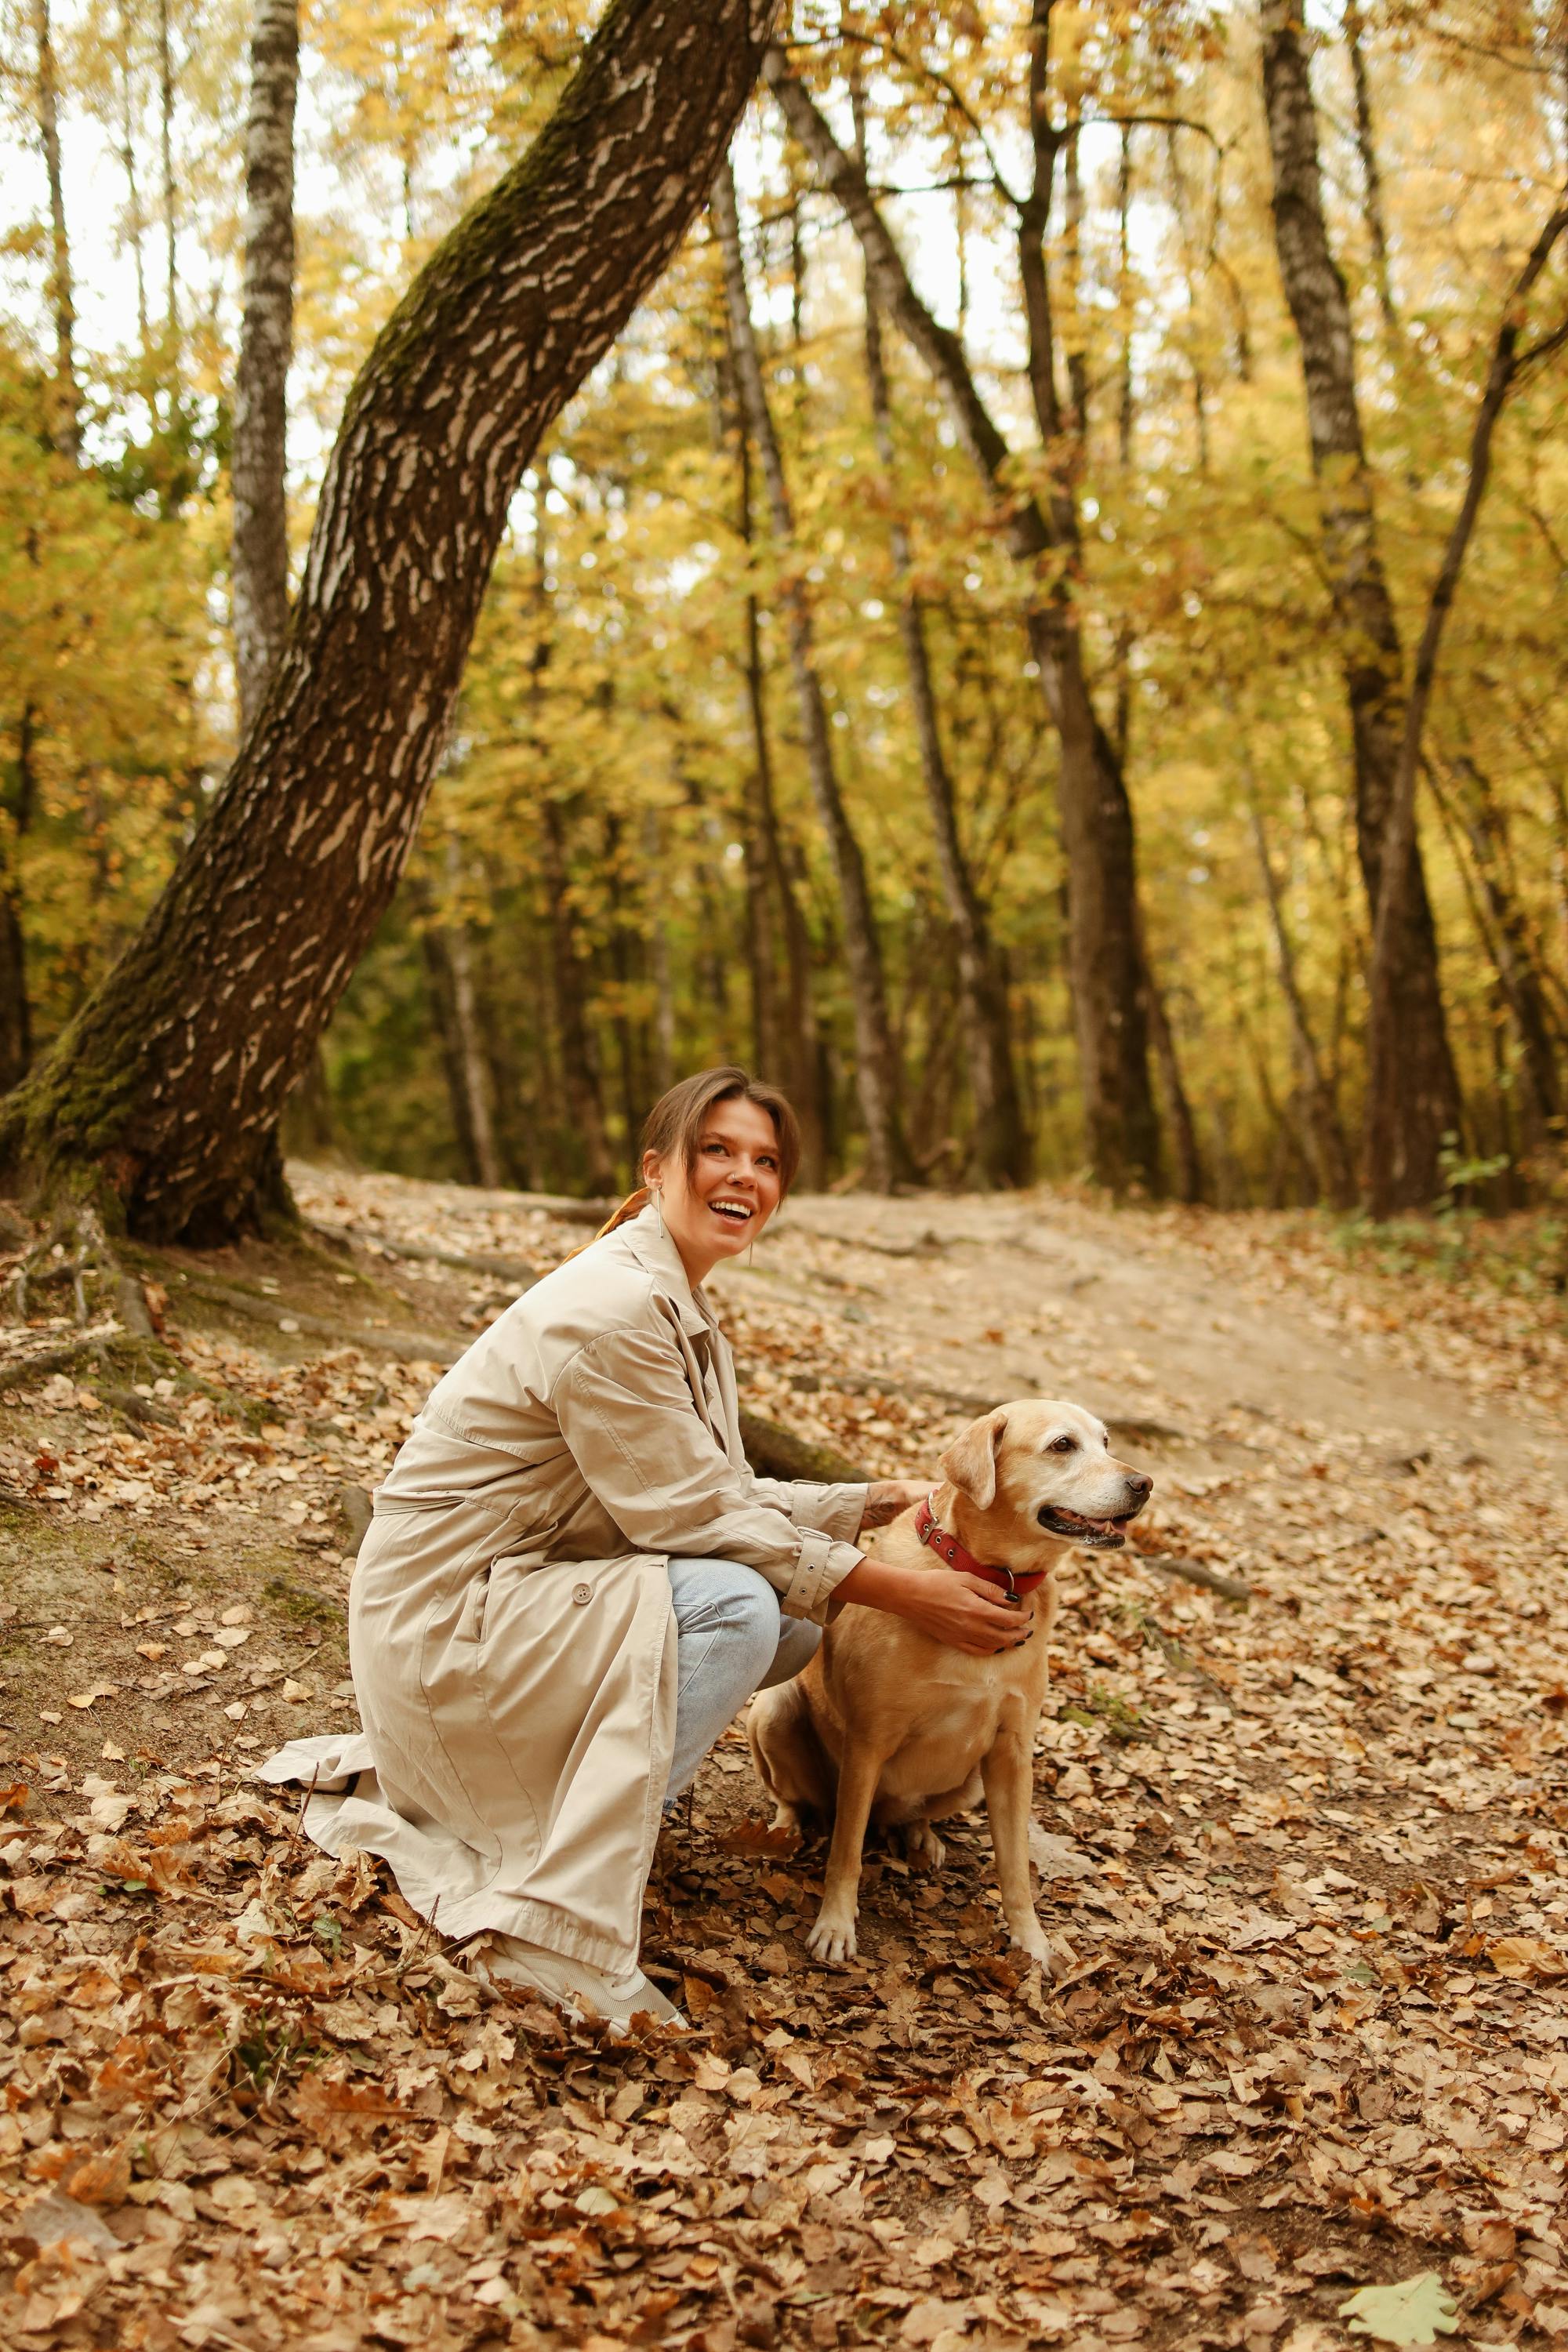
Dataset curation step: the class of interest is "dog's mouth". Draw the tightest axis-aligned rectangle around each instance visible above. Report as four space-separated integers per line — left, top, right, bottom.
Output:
1036 1503 1140 1551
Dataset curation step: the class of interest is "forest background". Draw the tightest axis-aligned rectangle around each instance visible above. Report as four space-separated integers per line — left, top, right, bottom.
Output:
3 0 1567 1232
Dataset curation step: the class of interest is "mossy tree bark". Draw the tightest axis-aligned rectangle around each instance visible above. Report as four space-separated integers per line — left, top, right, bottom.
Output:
0 0 779 1243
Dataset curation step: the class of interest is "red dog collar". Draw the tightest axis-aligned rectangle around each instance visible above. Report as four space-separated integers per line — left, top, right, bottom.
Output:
914 1492 1049 1600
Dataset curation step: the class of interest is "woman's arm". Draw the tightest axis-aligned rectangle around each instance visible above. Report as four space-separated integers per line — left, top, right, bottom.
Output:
827 1555 1033 1657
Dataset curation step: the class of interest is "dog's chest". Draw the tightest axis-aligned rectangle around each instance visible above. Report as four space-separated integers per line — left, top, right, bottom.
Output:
877 1671 1040 1796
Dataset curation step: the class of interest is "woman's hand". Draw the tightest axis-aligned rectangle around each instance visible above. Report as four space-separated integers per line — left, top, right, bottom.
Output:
856 1478 928 1534
829 1558 1032 1657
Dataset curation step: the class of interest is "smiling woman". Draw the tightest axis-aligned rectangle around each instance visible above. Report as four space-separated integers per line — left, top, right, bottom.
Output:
256 1066 1031 2032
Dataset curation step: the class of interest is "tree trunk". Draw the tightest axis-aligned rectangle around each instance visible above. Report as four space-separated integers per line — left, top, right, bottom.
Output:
0 0 779 1243
1428 757 1563 1143
1363 192 1568 1213
157 0 177 346
0 708 37 1095
441 835 503 1188
33 0 79 461
1259 0 1463 1210
1245 787 1356 1207
538 797 618 1200
1343 3 1399 349
852 89 1028 1189
118 2 150 363
710 156 914 1192
767 47 1162 1197
232 0 299 735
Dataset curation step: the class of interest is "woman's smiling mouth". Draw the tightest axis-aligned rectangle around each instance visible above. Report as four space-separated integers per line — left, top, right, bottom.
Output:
709 1199 755 1226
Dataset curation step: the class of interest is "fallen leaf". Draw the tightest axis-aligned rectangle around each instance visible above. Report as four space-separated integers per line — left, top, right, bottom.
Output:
1339 2273 1460 2347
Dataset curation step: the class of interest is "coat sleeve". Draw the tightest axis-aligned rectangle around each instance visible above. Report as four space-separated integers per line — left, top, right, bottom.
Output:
551 1327 864 1624
744 1473 868 1544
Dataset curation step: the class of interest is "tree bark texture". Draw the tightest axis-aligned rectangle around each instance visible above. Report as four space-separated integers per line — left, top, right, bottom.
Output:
710 157 914 1193
853 92 1028 1188
232 0 299 736
1260 0 1462 1210
768 53 1161 1197
0 0 779 1242
0 709 37 1097
33 0 80 461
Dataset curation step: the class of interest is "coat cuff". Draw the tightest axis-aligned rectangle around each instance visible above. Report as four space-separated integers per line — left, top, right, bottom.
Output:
786 1479 869 1544
781 1532 864 1626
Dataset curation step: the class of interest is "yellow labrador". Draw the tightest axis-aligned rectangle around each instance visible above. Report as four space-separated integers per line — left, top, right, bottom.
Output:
747 1400 1152 1964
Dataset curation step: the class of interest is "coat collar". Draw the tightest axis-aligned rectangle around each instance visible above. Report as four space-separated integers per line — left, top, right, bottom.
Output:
612 1203 715 1341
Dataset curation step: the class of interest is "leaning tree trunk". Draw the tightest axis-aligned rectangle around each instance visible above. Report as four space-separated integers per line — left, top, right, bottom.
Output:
767 51 1162 1197
33 0 79 461
232 0 299 735
710 157 915 1192
853 91 1028 1188
0 0 779 1243
1259 0 1462 1209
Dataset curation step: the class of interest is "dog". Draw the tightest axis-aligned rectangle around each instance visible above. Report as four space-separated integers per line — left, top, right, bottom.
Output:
747 1399 1152 1964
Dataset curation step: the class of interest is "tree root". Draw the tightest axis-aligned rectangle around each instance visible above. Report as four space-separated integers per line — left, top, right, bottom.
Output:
319 1224 539 1288
737 1410 867 1488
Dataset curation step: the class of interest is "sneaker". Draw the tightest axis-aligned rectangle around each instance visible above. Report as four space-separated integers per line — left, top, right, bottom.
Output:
470 1935 686 2033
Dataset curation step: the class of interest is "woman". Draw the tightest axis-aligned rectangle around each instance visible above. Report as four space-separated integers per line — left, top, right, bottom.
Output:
261 1068 1029 2027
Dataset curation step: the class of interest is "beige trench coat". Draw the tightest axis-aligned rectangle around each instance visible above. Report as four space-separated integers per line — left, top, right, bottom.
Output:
259 1205 867 1972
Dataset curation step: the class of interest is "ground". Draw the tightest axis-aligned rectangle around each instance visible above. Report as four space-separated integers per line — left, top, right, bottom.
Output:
1 1168 1565 2351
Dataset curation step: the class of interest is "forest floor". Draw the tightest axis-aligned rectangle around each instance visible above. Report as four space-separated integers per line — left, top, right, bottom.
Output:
1 1167 1566 2352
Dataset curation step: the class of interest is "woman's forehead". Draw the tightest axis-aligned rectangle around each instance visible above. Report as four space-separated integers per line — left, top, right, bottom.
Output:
700 1101 778 1146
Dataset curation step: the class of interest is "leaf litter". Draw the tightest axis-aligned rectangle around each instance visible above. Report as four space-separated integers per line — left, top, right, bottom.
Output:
0 1169 1565 2348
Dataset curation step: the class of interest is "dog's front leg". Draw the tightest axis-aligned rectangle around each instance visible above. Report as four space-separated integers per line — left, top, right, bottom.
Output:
805 1740 886 1964
981 1730 1050 1965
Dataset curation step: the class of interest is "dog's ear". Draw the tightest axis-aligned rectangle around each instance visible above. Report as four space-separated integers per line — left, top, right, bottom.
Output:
941 1407 1007 1509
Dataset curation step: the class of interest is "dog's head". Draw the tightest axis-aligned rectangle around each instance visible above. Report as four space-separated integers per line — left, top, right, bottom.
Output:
938 1399 1152 1561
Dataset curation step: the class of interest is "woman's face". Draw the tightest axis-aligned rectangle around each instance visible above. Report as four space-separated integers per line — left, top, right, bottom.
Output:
645 1098 784 1280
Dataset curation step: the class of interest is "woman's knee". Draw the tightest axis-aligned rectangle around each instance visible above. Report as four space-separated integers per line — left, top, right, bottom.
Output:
670 1557 781 1668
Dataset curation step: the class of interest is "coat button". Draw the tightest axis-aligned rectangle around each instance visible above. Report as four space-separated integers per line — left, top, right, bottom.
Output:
572 1583 592 1605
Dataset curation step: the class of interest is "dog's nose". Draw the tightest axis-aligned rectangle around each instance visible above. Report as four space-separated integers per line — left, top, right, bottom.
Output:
1125 1472 1153 1500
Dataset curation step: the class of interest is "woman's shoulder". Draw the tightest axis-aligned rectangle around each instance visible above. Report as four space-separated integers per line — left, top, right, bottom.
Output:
513 1216 698 1356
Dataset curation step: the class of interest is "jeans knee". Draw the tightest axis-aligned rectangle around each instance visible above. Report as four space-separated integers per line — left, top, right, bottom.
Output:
722 1570 782 1668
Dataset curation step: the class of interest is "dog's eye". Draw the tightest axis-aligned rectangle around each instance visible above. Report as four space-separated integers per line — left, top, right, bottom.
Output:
1048 1435 1078 1454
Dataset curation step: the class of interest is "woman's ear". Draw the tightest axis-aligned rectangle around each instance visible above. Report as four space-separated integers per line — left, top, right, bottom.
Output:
940 1407 1007 1510
641 1149 662 1190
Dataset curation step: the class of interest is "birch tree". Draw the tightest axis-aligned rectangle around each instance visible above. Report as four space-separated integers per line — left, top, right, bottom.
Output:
231 0 299 735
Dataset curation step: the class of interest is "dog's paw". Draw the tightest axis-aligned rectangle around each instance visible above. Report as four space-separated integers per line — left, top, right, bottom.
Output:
1010 1921 1051 1966
805 1913 858 1965
902 1821 946 1871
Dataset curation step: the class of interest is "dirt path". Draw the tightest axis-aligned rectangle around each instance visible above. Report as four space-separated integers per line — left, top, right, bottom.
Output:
2 1172 1566 2351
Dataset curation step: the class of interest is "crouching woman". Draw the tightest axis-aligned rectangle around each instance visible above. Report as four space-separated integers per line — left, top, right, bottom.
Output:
260 1066 1027 2027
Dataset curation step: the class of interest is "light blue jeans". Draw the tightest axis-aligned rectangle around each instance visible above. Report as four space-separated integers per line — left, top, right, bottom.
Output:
665 1556 820 1804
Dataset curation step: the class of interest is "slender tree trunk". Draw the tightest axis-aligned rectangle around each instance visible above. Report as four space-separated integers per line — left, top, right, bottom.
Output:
157 0 177 346
0 709 38 1095
1259 0 1462 1210
1364 194 1568 1212
644 808 677 1099
1343 2 1399 349
33 0 79 461
118 3 150 363
232 0 299 735
1244 782 1356 1206
852 93 1026 1189
0 0 779 1241
729 394 782 1083
1428 757 1563 1141
441 835 503 1188
711 156 914 1192
538 797 617 1197
767 43 1162 1196
417 901 481 1185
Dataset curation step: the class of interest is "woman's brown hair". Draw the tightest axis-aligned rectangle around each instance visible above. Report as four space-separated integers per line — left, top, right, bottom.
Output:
592 1067 801 1240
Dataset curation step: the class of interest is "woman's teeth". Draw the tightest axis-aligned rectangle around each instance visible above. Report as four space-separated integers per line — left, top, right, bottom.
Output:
710 1201 753 1223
